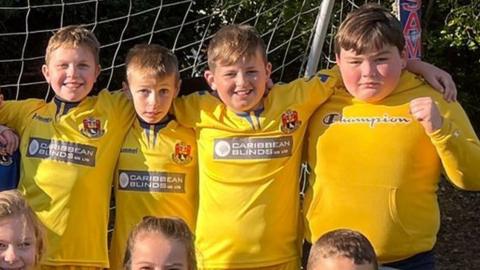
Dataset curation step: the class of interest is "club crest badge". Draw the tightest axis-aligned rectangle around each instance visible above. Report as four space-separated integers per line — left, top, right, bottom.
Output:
80 117 105 138
0 146 12 166
281 109 301 133
172 142 192 164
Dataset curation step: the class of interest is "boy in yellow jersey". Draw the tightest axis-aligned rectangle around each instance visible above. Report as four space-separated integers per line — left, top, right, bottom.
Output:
307 229 378 270
0 25 134 269
172 24 452 270
173 24 337 270
109 44 198 270
305 4 480 270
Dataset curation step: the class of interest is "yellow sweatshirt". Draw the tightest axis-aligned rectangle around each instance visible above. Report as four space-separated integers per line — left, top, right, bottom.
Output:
305 70 480 263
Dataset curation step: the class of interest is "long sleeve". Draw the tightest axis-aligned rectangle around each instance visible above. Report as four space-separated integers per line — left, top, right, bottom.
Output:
430 100 480 190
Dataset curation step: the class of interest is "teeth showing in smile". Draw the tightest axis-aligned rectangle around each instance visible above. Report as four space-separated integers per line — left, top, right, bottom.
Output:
64 82 82 88
234 89 253 96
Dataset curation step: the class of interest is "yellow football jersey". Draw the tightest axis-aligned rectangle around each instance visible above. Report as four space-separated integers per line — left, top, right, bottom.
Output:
0 90 134 268
109 117 198 270
173 70 337 269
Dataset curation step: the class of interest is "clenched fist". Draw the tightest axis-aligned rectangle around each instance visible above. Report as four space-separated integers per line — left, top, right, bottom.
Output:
409 97 443 133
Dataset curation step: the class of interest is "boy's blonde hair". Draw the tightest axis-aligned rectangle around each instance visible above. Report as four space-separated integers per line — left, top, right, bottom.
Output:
335 3 405 55
123 216 197 270
125 43 180 85
308 229 378 270
45 25 100 64
0 190 45 264
207 24 267 70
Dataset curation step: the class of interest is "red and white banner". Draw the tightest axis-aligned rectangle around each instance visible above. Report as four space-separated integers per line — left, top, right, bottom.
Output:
398 0 422 59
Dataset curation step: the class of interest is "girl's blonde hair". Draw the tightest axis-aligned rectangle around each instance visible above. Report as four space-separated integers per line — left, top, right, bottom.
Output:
0 190 45 264
124 216 197 270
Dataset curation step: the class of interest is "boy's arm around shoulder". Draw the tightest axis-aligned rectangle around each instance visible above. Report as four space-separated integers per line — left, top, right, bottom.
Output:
97 89 135 129
172 91 210 128
406 60 457 102
414 94 480 190
274 67 338 107
0 98 45 134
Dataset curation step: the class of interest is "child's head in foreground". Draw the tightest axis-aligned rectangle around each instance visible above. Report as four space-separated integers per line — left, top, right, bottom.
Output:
307 229 378 270
0 190 45 269
42 25 101 102
124 43 180 124
335 3 407 103
123 216 196 270
204 24 272 113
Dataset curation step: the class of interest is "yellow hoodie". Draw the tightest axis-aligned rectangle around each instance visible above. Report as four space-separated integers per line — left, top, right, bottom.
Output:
305 70 480 263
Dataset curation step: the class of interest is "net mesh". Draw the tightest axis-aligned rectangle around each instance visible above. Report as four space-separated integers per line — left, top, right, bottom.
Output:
0 0 390 234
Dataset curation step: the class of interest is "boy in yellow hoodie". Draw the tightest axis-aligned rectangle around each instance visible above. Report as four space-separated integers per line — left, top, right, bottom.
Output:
305 4 480 270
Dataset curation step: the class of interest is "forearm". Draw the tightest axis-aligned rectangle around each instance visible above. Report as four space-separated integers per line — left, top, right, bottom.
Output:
406 60 457 101
405 59 429 75
430 105 480 190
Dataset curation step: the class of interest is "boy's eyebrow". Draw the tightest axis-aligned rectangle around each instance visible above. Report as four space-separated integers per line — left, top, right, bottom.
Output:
165 262 185 267
372 49 392 56
345 48 392 59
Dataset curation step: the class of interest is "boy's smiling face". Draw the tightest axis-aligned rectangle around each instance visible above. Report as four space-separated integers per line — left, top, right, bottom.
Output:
42 45 100 102
336 44 406 103
205 49 271 113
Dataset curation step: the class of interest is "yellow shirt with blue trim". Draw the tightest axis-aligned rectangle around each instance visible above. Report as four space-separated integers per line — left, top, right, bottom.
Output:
0 90 134 268
173 70 336 268
109 117 198 270
305 71 480 263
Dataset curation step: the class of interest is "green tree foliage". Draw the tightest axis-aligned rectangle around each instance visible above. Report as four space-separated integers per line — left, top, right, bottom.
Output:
0 0 478 133
423 0 480 132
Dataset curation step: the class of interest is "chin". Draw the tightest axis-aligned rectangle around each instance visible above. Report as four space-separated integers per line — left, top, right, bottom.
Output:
143 118 156 124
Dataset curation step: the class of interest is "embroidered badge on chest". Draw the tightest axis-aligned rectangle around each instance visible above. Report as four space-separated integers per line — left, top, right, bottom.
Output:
172 142 192 164
80 117 105 138
0 146 13 166
281 109 301 134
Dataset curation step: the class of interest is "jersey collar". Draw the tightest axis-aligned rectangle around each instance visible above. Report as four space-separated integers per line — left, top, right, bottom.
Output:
53 96 81 117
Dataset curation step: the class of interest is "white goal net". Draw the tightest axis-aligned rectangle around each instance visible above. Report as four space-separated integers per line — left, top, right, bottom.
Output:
0 0 390 233
0 0 390 101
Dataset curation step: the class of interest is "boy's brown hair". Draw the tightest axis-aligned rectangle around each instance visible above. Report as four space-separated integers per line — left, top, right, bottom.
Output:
125 43 179 85
308 229 378 270
123 216 197 270
207 24 267 70
0 190 45 265
334 3 405 55
45 25 100 64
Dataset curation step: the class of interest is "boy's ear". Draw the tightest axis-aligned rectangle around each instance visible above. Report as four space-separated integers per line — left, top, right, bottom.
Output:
265 62 272 78
204 70 216 91
400 47 408 69
95 64 101 82
122 81 131 99
175 79 182 97
42 64 51 83
335 53 341 65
